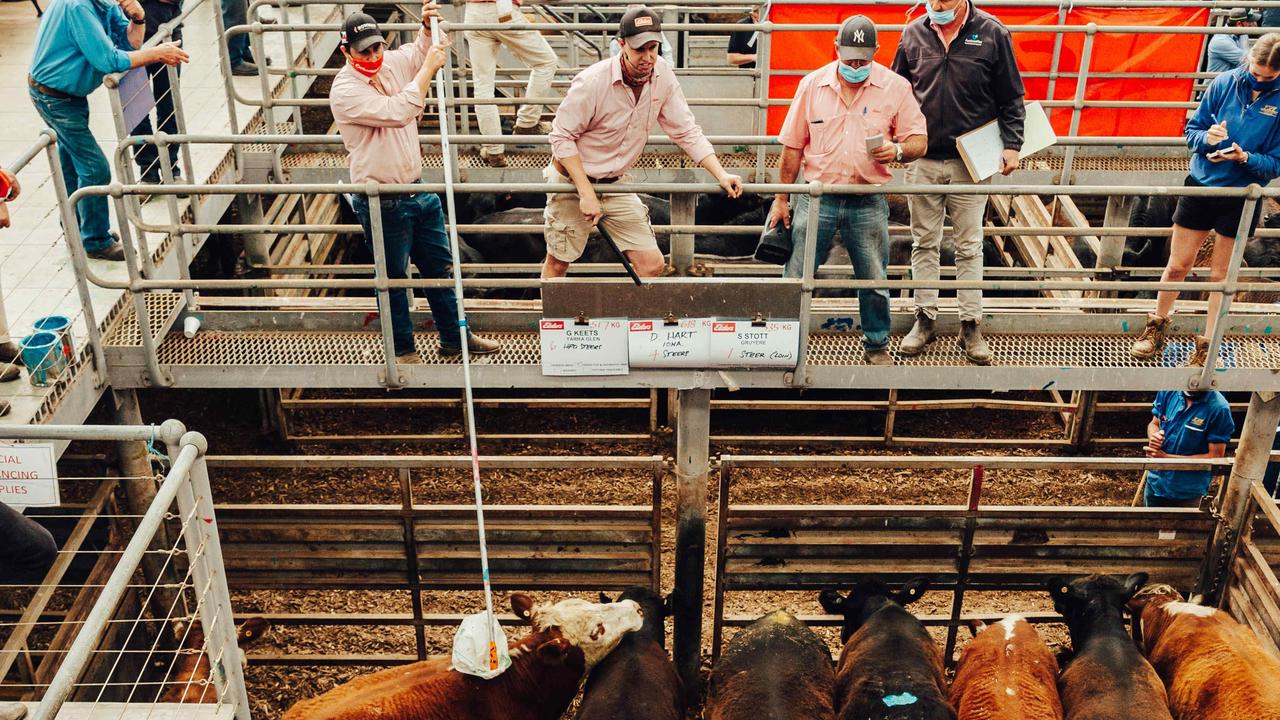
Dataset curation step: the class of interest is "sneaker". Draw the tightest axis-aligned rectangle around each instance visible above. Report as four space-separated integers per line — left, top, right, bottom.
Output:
395 352 424 364
1130 313 1170 360
0 341 23 366
87 241 126 261
439 334 501 357
480 151 508 168
864 347 893 366
511 121 552 136
231 61 261 77
1186 335 1210 367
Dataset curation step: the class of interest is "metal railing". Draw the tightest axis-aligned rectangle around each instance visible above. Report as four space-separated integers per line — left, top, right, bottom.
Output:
0 422 250 720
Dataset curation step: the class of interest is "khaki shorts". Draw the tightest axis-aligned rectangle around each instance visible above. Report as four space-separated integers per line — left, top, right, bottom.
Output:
542 165 658 263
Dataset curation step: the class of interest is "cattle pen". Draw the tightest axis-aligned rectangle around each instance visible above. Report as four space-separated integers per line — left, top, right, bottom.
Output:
4 0 1280 717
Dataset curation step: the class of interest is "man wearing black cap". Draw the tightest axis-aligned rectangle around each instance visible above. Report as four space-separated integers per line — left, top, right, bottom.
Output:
1209 9 1260 72
544 6 743 279
768 15 927 365
330 2 501 362
892 0 1025 365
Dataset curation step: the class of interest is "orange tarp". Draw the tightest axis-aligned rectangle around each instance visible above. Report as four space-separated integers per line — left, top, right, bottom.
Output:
767 5 1209 138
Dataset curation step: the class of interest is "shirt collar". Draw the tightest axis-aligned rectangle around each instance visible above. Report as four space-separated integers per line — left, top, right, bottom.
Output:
819 60 885 90
610 53 625 85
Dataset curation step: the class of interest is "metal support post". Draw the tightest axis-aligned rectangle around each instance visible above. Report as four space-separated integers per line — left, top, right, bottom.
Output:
253 25 275 129
1058 24 1096 186
366 184 405 388
1045 0 1068 121
238 193 273 266
1195 186 1259 389
754 20 771 180
1204 392 1280 606
673 388 710 709
790 181 822 386
164 431 252 720
669 174 697 275
156 134 197 310
277 0 306 134
166 63 196 186
214 0 245 173
107 188 171 387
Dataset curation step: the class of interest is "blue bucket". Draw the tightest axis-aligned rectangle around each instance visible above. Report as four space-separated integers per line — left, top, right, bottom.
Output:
33 315 75 366
20 332 64 387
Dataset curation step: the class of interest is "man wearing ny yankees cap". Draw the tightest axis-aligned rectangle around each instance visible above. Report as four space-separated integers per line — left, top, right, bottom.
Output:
543 6 744 279
768 15 926 365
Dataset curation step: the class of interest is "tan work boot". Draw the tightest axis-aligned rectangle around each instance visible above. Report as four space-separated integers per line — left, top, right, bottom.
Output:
959 320 992 365
440 334 502 357
898 310 936 357
864 346 893 366
512 121 552 135
1186 335 1210 367
1130 313 1170 359
395 352 425 364
480 151 508 168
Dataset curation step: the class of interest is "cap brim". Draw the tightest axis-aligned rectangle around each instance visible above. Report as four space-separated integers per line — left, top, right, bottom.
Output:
351 33 386 52
624 31 664 49
838 45 875 62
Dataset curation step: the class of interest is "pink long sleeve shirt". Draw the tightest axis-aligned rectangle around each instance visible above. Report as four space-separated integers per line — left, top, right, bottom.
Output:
549 55 715 179
331 30 432 185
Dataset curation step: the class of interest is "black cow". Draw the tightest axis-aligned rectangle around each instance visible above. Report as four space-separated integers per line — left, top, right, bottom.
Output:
819 579 953 720
575 587 682 720
1046 573 1172 720
707 609 835 720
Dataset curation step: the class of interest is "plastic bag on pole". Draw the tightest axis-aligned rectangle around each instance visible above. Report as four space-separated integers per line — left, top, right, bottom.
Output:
451 610 510 679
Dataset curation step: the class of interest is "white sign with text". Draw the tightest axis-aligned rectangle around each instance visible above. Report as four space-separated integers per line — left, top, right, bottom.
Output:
628 318 714 368
0 442 59 510
539 318 629 376
709 320 801 367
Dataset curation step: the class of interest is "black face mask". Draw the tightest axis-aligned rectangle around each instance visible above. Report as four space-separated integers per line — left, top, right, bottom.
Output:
1183 391 1203 402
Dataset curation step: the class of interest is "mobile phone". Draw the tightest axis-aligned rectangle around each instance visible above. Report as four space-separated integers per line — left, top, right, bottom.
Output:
1207 149 1225 159
865 134 885 151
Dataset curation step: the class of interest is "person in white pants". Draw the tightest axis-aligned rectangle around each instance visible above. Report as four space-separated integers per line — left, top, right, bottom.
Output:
464 0 559 167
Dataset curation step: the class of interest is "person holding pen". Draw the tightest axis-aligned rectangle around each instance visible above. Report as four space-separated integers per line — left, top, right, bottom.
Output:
1130 33 1280 366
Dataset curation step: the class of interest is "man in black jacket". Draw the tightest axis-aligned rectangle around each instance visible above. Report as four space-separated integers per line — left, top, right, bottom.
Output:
891 0 1024 365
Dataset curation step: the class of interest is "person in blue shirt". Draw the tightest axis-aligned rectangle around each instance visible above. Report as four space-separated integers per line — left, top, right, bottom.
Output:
1208 9 1259 73
28 0 187 260
1143 389 1235 507
1131 34 1280 367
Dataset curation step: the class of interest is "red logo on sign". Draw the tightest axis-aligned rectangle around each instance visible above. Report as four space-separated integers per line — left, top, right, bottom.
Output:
712 322 736 332
630 321 653 331
541 320 565 330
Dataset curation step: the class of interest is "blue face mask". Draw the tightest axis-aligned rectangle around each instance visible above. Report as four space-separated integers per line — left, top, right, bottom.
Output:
839 62 871 84
927 3 958 25
1246 73 1280 93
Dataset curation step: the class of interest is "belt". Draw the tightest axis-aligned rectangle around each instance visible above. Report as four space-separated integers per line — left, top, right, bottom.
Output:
28 76 78 100
552 159 621 184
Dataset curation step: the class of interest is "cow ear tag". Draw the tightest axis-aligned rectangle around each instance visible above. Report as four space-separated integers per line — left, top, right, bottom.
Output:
883 692 919 707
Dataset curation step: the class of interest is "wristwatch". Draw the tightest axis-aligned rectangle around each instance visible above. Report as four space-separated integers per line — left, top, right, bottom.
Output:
893 143 904 162
131 15 146 23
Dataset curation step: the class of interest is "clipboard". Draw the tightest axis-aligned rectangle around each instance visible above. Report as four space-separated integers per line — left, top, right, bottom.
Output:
955 101 1056 182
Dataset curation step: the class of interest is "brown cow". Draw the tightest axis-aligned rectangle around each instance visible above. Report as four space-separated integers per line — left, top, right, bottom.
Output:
1129 584 1280 719
950 615 1062 720
1046 573 1172 720
160 616 272 703
282 594 642 720
707 609 836 720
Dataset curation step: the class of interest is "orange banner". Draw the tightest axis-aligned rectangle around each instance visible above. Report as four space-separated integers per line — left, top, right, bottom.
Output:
767 6 1209 137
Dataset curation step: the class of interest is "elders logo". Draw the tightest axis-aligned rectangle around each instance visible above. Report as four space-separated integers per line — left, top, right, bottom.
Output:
634 15 654 26
712 322 736 333
630 321 653 331
541 320 565 330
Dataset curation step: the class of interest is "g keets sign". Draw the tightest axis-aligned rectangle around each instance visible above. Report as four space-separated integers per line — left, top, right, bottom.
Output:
539 318 629 376
0 442 59 509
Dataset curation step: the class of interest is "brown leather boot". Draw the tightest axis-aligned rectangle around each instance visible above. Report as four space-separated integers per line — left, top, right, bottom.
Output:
1186 335 1210 367
959 320 992 365
898 310 936 357
1130 313 1170 359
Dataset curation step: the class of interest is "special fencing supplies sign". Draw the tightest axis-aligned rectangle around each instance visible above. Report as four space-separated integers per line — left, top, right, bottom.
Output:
0 442 59 511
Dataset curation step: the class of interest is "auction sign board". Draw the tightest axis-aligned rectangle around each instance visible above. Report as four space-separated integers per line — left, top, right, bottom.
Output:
628 318 714 368
0 442 59 509
709 320 801 367
539 318 629 376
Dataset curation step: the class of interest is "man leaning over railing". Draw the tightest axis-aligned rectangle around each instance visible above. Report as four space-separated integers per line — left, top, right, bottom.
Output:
767 15 927 367
543 6 742 279
330 3 502 363
27 0 188 261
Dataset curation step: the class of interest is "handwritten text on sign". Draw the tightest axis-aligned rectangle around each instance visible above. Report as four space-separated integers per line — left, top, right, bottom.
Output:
0 442 59 509
628 318 714 368
709 320 800 367
539 318 629 376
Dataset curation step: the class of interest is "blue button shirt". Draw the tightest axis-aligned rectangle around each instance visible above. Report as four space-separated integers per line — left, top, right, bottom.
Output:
1146 390 1235 501
30 0 134 98
1207 34 1247 74
1186 68 1280 188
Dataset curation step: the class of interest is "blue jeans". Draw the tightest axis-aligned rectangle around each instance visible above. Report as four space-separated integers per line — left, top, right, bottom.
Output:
784 193 891 350
134 0 183 179
352 192 462 355
0 501 57 585
29 88 114 253
223 0 252 65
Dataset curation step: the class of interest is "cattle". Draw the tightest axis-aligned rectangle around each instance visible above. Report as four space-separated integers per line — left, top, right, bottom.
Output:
1128 584 1280 720
949 615 1062 720
160 616 272 703
706 609 836 720
819 579 953 720
1045 573 1172 720
281 594 642 720
575 587 682 720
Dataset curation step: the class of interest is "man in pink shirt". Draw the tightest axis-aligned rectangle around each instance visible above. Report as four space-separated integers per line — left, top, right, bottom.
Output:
331 4 500 362
766 15 927 365
543 6 743 279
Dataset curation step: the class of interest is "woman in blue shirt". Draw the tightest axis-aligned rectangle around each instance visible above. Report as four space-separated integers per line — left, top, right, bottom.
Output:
1131 34 1280 366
